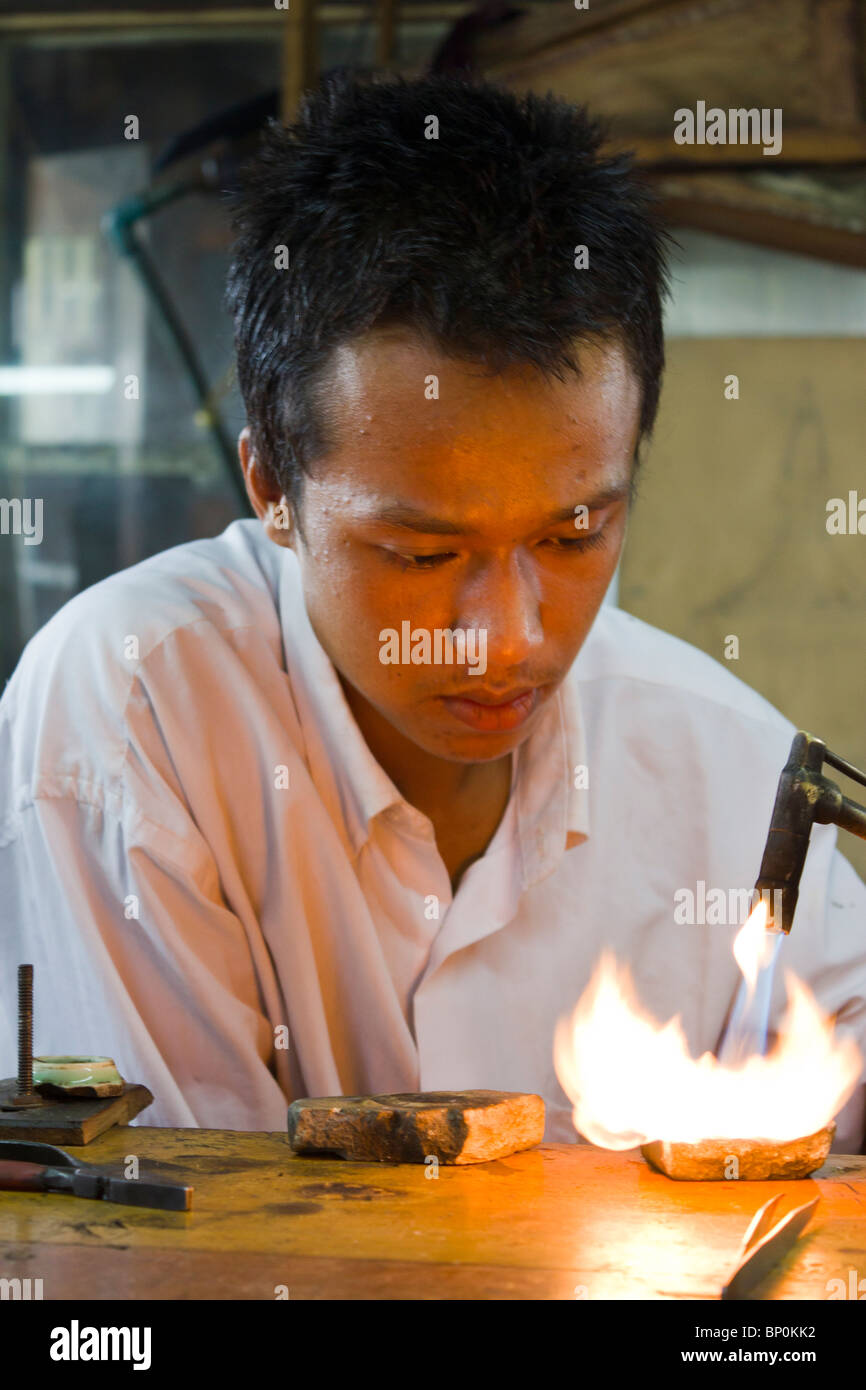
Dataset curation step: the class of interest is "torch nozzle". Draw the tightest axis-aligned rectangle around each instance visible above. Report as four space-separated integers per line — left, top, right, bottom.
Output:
755 731 866 935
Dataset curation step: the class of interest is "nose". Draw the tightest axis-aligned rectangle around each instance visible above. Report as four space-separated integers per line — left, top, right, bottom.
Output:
455 550 544 673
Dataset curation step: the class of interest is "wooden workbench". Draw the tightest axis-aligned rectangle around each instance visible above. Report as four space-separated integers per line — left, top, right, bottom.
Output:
1 1128 864 1299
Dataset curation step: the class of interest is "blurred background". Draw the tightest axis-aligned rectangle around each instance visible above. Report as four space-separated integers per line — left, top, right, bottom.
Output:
1 0 865 872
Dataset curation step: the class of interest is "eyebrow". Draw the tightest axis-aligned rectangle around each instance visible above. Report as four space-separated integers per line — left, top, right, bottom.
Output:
365 484 632 536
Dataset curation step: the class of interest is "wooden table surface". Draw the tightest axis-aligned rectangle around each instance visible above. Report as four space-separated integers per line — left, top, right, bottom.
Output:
1 1127 864 1299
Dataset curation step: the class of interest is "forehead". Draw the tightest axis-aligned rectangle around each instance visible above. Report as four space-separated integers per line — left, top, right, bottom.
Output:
310 327 642 508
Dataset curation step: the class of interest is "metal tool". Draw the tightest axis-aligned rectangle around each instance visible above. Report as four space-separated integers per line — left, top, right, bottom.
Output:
1 964 154 1140
4 965 47 1110
0 1140 193 1211
721 1192 820 1299
755 731 866 934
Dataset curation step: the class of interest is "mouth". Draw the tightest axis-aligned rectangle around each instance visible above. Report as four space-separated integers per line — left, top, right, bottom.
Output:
439 686 542 733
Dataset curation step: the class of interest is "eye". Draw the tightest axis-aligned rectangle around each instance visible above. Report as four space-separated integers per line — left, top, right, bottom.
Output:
385 549 457 570
542 529 609 553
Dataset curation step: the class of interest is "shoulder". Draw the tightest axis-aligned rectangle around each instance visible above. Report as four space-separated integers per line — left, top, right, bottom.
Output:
571 604 798 812
575 603 791 734
1 520 285 805
8 520 281 684
39 519 280 657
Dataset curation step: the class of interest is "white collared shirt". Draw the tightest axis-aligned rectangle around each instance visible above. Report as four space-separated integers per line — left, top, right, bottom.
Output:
2 519 865 1148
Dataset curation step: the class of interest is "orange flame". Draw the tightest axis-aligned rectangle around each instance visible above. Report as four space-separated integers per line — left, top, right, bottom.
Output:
554 900 862 1147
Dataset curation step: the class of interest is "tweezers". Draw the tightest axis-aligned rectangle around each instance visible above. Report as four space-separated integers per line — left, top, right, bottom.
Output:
721 1192 820 1300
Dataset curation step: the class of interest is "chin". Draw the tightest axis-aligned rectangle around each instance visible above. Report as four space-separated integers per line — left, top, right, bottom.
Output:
406 720 536 764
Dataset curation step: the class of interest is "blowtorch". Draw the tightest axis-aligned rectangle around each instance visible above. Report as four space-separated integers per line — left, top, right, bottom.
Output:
755 730 866 934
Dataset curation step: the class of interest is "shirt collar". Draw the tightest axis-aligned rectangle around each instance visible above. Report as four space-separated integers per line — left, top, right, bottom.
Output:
277 547 591 866
513 670 591 887
277 551 404 855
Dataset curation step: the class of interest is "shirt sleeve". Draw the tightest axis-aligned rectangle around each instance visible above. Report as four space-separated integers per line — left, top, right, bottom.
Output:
0 792 290 1129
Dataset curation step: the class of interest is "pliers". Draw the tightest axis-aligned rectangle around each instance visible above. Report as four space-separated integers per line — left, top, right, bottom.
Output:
0 1140 193 1211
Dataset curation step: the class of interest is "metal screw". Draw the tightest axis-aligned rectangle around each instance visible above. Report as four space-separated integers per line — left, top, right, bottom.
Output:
11 963 43 1108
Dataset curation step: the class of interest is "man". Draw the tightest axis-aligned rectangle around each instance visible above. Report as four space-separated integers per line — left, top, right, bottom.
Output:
2 73 865 1148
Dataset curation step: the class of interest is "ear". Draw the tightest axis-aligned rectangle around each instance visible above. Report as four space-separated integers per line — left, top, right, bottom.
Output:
238 426 295 548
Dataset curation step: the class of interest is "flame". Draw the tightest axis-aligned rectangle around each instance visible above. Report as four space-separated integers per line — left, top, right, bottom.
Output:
554 901 862 1148
732 898 777 989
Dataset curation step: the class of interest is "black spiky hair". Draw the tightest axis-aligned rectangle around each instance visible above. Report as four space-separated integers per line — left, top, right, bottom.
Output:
224 70 674 504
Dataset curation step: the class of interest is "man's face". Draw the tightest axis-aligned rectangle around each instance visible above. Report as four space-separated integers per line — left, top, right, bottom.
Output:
246 328 642 764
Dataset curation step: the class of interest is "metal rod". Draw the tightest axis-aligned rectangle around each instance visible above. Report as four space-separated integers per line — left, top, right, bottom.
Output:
17 964 34 1098
833 796 866 841
103 190 251 515
377 0 397 66
281 0 318 125
0 5 474 33
823 748 866 790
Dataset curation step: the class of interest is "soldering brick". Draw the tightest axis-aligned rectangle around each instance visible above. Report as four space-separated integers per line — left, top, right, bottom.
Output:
287 1089 545 1164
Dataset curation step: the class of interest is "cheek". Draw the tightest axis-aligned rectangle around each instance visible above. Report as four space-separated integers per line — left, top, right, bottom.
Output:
539 544 624 648
311 535 458 634
305 549 422 629
543 539 623 606
296 546 424 684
